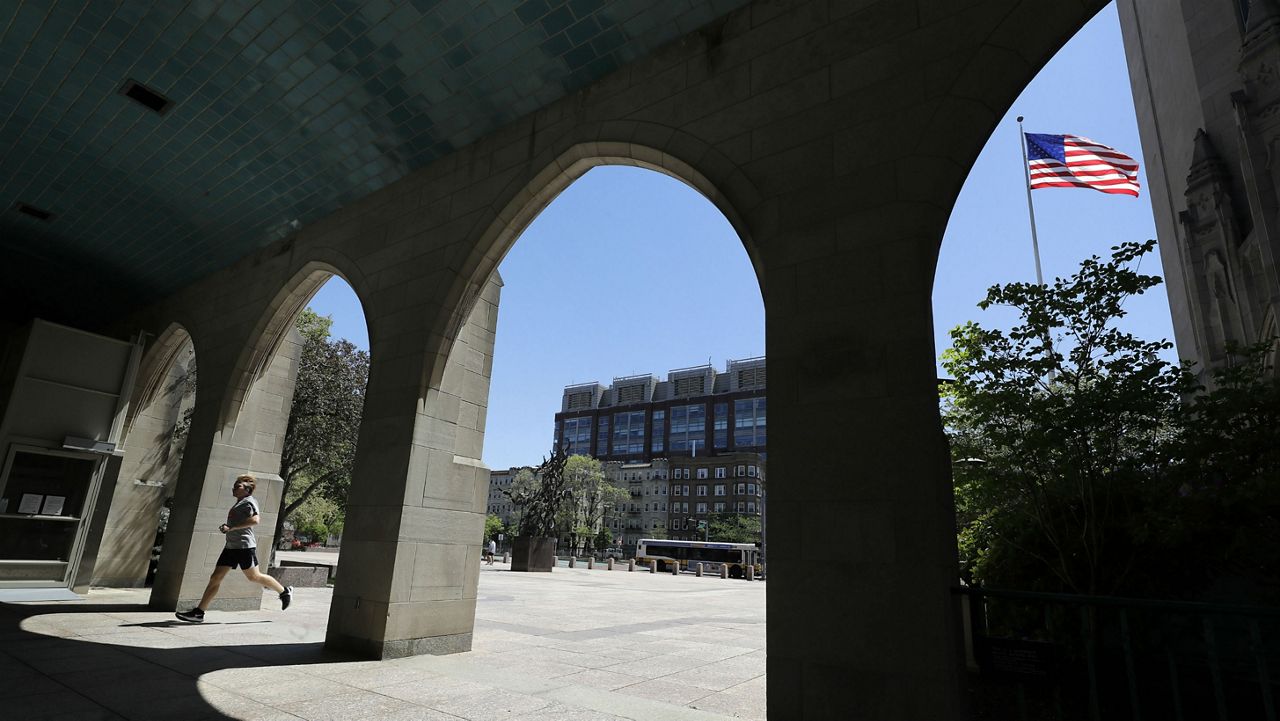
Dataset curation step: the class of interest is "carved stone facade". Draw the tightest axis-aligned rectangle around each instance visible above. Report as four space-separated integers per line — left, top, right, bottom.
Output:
1120 0 1280 377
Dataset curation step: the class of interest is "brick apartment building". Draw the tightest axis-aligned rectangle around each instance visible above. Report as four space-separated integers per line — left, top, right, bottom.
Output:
556 357 766 556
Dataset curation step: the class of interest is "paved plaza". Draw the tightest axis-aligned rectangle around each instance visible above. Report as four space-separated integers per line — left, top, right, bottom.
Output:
0 563 766 720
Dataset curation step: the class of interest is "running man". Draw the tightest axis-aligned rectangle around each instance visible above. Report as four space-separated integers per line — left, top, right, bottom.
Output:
176 474 292 623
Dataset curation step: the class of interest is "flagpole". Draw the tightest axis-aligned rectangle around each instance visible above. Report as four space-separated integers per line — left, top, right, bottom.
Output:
1017 116 1046 286
1018 117 1059 377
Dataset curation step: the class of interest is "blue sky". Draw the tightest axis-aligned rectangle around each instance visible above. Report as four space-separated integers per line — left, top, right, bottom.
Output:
308 2 1172 470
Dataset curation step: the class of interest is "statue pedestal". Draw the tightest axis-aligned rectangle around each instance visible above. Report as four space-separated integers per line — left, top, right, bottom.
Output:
511 536 556 572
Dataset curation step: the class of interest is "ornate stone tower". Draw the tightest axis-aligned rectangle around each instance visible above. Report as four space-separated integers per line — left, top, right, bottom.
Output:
1120 0 1280 378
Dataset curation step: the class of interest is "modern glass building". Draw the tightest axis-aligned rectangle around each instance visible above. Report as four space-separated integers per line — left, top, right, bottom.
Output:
553 357 766 463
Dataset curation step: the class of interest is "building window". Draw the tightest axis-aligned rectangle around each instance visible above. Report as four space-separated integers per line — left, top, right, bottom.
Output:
612 410 646 455
734 397 766 448
736 465 746 477
747 465 757 478
596 416 610 456
696 468 708 479
661 502 666 511
669 403 706 453
682 485 690 497
747 483 756 495
561 416 592 455
651 410 665 453
674 486 682 496
747 502 757 513
714 402 728 449
714 484 726 496
696 485 707 496
715 467 726 479
696 502 708 514
736 502 745 512
736 483 746 495
714 502 726 513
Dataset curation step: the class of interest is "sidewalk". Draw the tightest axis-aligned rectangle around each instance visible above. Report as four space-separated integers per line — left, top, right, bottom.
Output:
0 562 766 720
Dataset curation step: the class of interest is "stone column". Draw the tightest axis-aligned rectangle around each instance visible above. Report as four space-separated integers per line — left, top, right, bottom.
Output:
149 330 301 611
325 275 500 659
761 206 962 717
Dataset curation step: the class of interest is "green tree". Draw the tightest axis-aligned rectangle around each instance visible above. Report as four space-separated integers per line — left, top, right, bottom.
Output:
506 467 539 535
944 240 1280 600
594 526 613 552
271 309 369 562
286 485 342 543
708 513 762 543
1153 342 1280 600
943 240 1188 595
483 513 503 542
561 455 628 555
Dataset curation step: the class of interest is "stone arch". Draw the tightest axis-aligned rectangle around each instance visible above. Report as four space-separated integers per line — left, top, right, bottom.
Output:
94 322 198 587
123 322 195 437
218 254 368 436
423 125 763 389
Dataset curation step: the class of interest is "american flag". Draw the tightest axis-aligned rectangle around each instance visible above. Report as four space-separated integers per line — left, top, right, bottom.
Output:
1025 133 1140 197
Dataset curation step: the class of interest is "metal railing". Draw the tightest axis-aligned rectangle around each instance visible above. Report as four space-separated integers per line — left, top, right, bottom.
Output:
955 586 1280 721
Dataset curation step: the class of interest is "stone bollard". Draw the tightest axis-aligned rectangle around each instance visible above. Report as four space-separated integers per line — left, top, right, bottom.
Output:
607 558 615 570
568 556 576 568
628 559 635 572
671 561 679 576
720 565 729 579
695 563 703 577
502 552 510 564
649 559 657 573
587 557 594 570
746 566 755 581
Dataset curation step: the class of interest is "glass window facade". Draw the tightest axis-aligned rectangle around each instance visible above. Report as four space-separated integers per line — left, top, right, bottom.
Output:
561 416 592 455
734 397 766 447
612 411 645 456
669 403 706 453
651 410 665 453
714 402 728 449
596 416 609 456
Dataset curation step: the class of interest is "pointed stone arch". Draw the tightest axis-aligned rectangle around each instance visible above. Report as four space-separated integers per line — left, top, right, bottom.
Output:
218 255 368 437
419 125 764 390
95 322 197 587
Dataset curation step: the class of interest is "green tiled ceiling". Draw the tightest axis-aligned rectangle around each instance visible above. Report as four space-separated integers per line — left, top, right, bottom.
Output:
0 0 747 308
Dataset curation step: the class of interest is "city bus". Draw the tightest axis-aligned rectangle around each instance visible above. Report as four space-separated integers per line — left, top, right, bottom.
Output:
635 538 761 578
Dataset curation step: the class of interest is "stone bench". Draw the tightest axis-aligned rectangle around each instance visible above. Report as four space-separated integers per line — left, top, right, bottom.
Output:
268 564 330 587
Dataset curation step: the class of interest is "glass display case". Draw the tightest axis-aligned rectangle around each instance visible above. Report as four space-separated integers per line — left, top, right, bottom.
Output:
0 447 103 585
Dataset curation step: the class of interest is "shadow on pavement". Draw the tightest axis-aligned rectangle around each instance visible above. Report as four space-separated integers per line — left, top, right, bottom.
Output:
0 600 355 721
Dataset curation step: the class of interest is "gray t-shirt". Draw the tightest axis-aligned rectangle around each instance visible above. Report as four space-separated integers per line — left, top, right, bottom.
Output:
224 495 259 549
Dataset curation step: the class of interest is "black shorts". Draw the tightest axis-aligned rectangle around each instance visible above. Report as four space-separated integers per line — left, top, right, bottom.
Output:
216 547 258 569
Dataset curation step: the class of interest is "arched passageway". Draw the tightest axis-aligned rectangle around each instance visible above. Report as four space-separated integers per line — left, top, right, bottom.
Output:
62 4 1117 719
95 324 196 589
476 162 768 705
146 265 373 613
